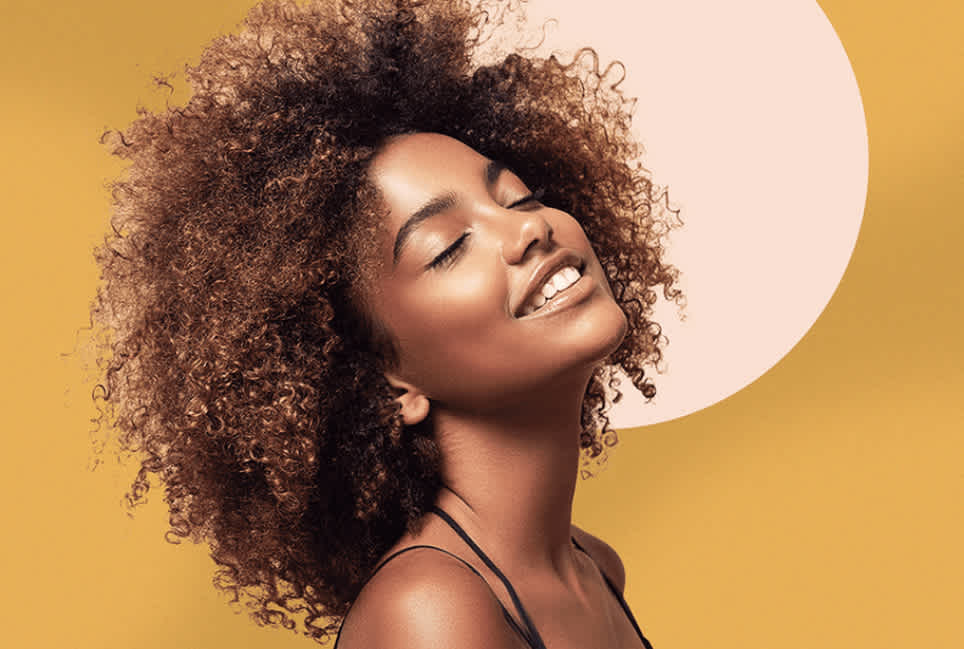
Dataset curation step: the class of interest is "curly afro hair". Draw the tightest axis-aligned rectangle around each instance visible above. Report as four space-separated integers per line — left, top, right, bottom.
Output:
90 0 680 642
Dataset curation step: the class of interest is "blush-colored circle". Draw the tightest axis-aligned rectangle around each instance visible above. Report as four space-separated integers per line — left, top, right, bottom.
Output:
517 0 868 426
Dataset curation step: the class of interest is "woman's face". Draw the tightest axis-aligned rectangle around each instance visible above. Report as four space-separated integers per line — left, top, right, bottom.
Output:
362 132 627 413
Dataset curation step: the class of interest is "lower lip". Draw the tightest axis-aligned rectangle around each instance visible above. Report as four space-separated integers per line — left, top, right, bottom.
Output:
518 274 597 319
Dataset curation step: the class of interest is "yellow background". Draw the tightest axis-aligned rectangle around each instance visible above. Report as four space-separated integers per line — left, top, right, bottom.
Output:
1 1 960 647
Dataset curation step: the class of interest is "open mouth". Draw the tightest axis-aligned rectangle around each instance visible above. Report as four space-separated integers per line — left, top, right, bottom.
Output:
518 264 584 317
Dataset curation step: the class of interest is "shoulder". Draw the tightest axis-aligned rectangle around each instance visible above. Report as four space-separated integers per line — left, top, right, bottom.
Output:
571 524 627 594
336 546 522 649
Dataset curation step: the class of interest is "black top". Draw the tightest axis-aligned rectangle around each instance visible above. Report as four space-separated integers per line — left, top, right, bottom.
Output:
333 505 655 648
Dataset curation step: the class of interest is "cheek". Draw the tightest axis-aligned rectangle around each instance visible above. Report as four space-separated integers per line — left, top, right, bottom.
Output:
551 213 615 291
551 209 595 251
381 271 510 369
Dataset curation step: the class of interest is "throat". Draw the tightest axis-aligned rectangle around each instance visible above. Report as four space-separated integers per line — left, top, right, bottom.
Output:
432 398 586 572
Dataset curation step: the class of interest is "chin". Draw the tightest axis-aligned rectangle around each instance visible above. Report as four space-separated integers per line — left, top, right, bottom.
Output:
596 302 630 359
565 300 629 369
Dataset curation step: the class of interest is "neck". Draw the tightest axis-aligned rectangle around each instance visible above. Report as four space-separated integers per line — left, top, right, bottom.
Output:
431 372 591 583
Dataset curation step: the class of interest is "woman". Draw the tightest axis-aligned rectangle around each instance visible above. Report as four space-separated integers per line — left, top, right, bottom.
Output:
91 0 679 646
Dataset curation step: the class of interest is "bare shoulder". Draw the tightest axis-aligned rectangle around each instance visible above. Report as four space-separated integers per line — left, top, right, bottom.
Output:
571 524 627 594
336 546 522 649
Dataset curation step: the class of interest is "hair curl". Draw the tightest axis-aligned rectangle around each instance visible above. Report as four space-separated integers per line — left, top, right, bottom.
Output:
90 0 681 642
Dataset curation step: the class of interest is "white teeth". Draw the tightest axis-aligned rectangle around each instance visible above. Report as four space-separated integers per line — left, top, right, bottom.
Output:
551 273 568 291
520 265 581 316
549 267 578 293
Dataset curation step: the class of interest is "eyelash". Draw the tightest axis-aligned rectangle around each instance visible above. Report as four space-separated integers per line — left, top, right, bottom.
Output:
506 187 545 209
428 232 470 269
427 187 546 270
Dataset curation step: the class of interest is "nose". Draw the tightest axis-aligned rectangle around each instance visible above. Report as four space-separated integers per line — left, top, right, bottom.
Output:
501 210 554 265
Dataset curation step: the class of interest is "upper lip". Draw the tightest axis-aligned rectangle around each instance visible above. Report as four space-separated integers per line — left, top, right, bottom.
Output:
512 249 586 318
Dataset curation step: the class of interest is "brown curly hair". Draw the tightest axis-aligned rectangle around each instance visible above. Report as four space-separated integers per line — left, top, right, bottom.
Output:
90 0 680 643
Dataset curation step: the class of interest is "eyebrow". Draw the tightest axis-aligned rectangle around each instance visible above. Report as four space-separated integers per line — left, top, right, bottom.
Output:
392 159 508 265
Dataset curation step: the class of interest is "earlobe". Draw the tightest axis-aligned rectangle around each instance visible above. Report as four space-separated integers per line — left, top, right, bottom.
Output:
384 373 431 426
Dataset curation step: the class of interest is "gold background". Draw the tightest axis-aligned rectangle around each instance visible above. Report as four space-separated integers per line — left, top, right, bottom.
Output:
1 1 960 647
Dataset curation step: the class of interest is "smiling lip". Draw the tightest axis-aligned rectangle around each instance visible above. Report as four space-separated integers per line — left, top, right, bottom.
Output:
517 273 596 319
512 250 588 318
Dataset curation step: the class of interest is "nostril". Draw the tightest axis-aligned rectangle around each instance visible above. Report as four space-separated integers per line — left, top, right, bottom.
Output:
504 212 554 265
520 239 539 260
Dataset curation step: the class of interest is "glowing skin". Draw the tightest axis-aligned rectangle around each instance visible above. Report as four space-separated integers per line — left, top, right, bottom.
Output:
365 132 628 417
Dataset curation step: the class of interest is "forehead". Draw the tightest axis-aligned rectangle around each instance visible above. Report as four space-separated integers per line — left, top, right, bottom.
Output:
368 132 490 224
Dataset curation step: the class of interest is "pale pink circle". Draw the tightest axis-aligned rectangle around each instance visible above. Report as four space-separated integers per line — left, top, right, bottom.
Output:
515 0 868 426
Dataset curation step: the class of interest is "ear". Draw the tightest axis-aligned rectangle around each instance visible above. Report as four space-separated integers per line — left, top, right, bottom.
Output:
384 373 431 426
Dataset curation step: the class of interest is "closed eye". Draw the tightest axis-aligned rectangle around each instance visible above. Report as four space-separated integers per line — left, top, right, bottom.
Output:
505 187 545 210
425 187 543 270
427 231 470 270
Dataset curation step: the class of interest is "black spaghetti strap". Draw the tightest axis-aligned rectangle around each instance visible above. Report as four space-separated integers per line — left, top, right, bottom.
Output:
431 505 549 649
571 537 655 649
375 544 479 580
332 543 531 649
335 519 655 649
